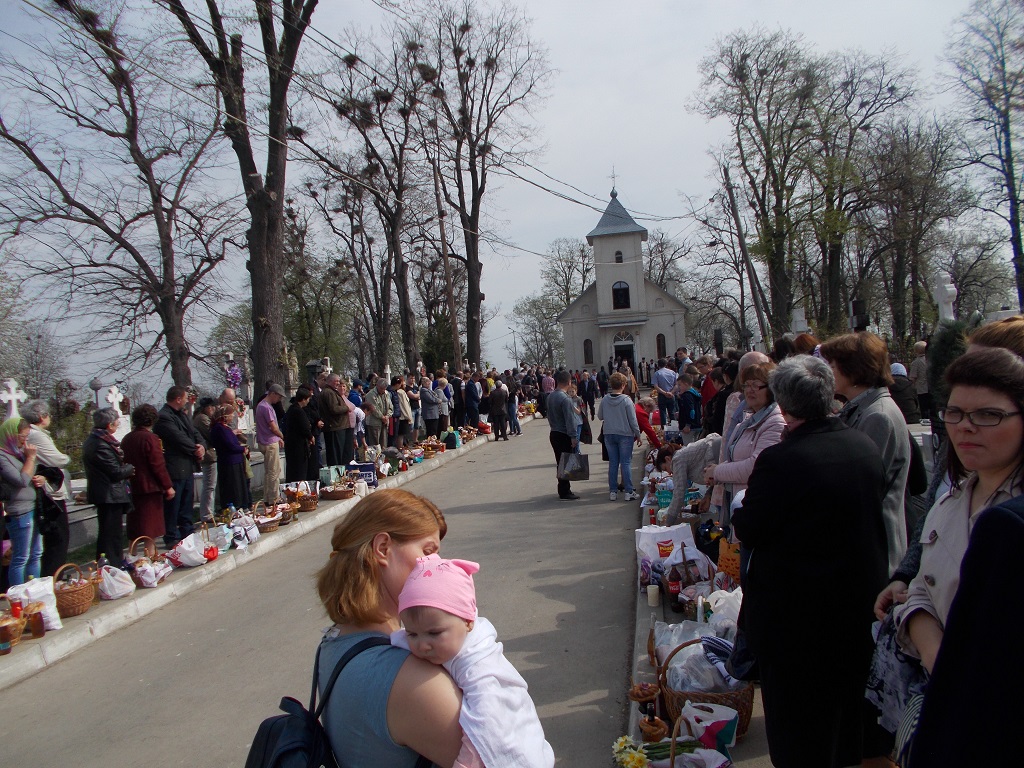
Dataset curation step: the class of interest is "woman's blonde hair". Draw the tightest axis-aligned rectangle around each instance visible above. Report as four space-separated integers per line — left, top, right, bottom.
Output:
316 489 447 626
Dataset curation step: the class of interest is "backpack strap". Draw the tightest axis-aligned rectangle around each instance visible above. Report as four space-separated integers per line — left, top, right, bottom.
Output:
311 636 390 716
311 636 432 768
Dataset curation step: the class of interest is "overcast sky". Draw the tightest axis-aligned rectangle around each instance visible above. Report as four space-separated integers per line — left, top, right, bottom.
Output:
324 0 974 370
7 0 976 391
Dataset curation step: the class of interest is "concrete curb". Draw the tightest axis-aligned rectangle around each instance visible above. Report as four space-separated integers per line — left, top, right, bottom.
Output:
0 419 534 691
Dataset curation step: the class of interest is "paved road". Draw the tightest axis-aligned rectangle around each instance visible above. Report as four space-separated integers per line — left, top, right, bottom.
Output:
1 421 637 767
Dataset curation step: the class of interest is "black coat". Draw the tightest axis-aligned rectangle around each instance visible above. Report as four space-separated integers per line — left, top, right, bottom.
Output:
888 375 921 424
909 494 1024 767
732 417 888 766
154 403 204 480
82 432 134 505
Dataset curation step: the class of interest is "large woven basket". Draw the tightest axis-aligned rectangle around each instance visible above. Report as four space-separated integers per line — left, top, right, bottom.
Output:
297 495 319 512
0 593 28 646
320 487 354 501
657 638 755 737
53 563 95 618
252 501 280 533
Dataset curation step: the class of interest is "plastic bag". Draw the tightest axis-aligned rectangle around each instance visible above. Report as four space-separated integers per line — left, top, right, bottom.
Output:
636 524 697 586
98 565 136 600
677 701 739 759
557 452 589 481
231 512 260 549
165 532 208 567
6 576 62 631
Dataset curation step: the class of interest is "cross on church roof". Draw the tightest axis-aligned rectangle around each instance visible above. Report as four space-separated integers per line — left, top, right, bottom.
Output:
609 166 618 195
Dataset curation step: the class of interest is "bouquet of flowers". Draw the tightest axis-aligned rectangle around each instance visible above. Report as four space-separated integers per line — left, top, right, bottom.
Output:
612 735 712 767
226 361 242 389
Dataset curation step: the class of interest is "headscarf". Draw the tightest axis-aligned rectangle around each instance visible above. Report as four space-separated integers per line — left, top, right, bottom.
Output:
0 417 27 460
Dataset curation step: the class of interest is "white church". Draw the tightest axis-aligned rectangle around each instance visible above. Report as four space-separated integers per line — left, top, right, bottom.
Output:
558 190 688 372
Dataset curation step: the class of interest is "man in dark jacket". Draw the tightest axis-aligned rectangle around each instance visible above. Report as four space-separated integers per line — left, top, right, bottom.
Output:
464 372 482 427
888 363 921 424
319 374 350 466
488 380 509 441
579 370 598 418
154 385 205 549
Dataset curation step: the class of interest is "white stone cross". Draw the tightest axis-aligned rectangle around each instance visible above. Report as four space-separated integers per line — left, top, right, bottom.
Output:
105 384 124 410
933 271 957 322
1 379 27 419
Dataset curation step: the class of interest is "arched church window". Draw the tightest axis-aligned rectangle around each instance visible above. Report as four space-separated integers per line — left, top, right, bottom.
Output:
615 250 623 264
612 281 630 309
583 339 594 365
657 334 667 359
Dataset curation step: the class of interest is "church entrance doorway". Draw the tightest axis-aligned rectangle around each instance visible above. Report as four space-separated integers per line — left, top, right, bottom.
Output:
614 344 635 373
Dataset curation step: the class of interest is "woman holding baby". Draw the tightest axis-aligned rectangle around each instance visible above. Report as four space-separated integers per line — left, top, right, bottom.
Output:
316 488 552 768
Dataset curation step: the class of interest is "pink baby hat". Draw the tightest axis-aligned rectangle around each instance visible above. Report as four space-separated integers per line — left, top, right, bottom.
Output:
398 553 480 622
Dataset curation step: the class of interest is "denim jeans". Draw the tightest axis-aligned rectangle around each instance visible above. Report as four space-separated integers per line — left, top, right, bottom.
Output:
164 476 195 547
657 393 675 431
507 401 521 434
605 433 636 493
199 461 217 520
7 512 42 586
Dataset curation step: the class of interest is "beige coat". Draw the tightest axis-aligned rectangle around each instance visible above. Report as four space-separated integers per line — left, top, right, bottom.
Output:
894 467 1023 658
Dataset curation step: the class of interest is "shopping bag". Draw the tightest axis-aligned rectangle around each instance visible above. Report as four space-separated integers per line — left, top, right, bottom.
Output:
557 452 590 481
678 701 738 759
231 512 260 549
6 576 63 631
98 564 137 600
165 533 208 567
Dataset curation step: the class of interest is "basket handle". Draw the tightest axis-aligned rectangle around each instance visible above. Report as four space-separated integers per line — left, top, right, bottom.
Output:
656 637 706 687
128 536 156 559
53 562 85 583
669 715 697 764
252 500 266 518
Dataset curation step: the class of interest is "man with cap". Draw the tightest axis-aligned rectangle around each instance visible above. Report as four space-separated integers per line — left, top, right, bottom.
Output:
256 383 286 504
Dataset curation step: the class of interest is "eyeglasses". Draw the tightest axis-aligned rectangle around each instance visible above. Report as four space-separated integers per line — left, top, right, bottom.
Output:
937 407 1021 427
742 382 768 392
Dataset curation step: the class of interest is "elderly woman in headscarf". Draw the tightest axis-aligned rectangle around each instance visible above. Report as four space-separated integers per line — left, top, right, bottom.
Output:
0 417 46 585
82 407 135 566
22 399 72 576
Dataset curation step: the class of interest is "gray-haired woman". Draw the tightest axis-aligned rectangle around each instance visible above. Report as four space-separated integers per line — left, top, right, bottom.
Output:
731 355 889 767
82 407 135 566
23 399 72 576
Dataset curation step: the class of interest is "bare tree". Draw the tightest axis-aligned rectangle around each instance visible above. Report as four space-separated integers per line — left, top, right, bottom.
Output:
643 229 697 290
864 115 974 349
697 27 817 337
159 0 319 387
947 0 1024 310
0 3 236 385
802 50 914 334
507 292 562 367
424 0 552 367
299 27 440 372
540 237 592 308
936 222 1018 315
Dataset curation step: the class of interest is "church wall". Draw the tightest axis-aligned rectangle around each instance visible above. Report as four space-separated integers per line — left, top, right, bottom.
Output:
592 233 647 316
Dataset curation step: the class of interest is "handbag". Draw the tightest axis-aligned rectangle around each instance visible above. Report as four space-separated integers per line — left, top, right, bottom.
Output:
557 452 590 481
717 539 741 581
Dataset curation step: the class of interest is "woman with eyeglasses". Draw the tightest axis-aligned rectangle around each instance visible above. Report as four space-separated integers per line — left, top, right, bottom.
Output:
891 346 1024 672
820 332 912 578
702 361 785 514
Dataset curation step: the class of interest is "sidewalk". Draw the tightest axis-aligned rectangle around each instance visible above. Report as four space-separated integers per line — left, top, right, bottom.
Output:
0 422 530 692
626 444 772 766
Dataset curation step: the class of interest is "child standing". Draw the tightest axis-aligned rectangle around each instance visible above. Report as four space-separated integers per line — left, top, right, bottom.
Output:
391 555 555 768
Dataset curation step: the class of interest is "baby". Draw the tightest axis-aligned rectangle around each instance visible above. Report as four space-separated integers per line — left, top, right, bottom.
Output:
391 555 555 768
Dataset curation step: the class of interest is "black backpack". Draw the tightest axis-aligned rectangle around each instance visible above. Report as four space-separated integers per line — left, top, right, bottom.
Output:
244 636 430 768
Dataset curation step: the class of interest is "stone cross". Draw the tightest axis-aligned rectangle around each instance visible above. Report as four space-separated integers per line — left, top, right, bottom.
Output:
933 271 957 322
1 379 27 419
105 384 124 410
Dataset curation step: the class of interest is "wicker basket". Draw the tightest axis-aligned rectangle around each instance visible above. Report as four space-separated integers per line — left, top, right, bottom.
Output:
423 449 436 460
127 537 170 587
52 563 95 618
297 495 319 512
252 501 280 533
320 487 354 501
657 638 755 737
0 613 27 647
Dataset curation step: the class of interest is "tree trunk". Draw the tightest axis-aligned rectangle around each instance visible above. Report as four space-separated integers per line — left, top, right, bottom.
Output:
463 219 483 368
391 227 420 372
160 300 193 388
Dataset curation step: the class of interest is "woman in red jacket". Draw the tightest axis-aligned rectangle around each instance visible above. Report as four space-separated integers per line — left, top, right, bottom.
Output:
121 404 175 540
635 397 662 448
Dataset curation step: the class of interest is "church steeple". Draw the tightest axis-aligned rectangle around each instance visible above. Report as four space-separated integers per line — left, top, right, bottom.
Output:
586 190 648 244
